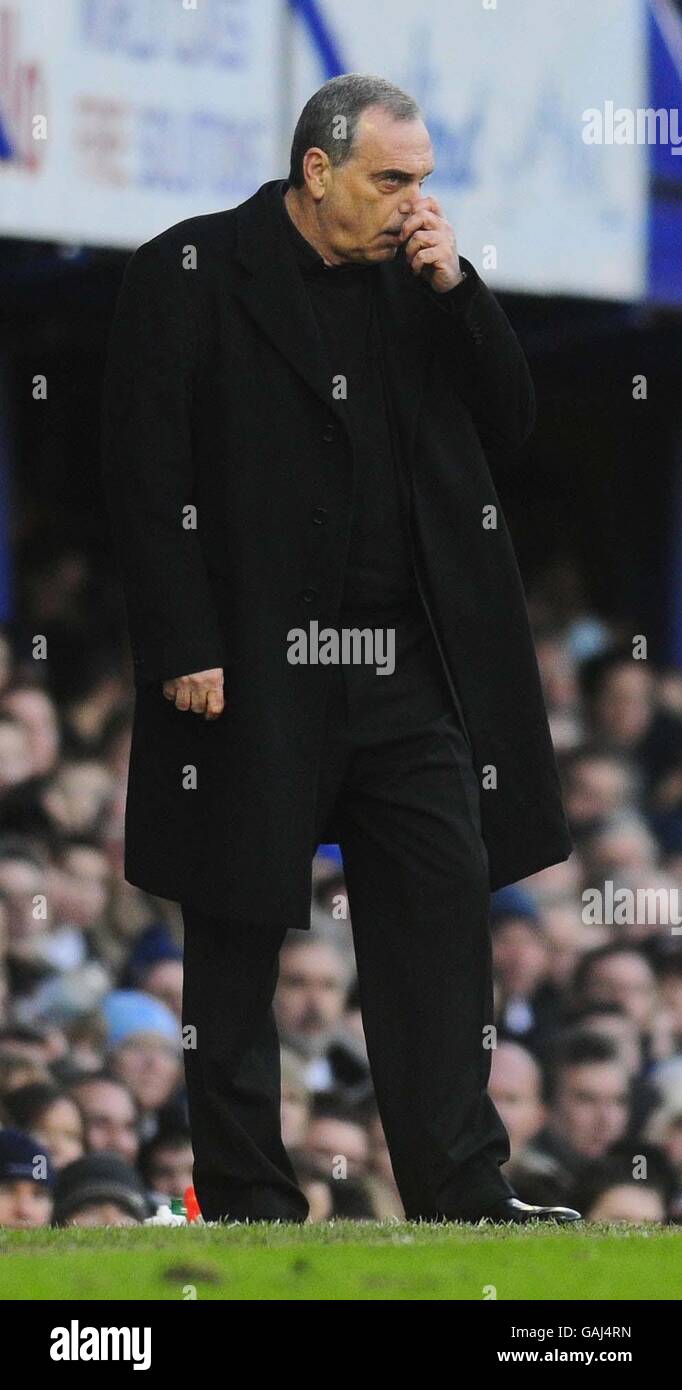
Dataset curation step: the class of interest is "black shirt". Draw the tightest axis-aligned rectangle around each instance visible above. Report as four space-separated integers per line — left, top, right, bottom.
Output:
279 181 418 612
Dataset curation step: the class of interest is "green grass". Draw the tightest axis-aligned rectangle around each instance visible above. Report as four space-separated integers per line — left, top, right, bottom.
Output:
0 1222 678 1300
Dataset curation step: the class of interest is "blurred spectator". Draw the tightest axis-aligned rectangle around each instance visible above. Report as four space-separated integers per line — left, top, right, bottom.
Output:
562 746 640 842
122 924 184 1020
138 1126 193 1206
579 648 682 814
541 902 609 988
274 934 369 1097
571 1154 673 1224
584 1184 666 1223
644 1101 682 1188
490 886 556 1046
0 1024 61 1068
3 1082 84 1170
101 991 183 1134
582 813 659 884
489 1042 546 1155
526 1034 630 1183
41 758 116 837
52 1152 150 1227
0 1051 52 1102
0 842 53 946
658 956 682 1041
572 945 658 1039
0 1128 55 1228
300 1096 370 1180
68 1073 140 1164
0 716 34 793
563 1004 643 1077
0 683 60 778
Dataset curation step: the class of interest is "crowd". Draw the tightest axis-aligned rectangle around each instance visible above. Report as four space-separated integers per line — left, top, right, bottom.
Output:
0 545 681 1227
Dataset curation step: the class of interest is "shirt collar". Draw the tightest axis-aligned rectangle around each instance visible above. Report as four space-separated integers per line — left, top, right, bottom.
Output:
279 180 376 280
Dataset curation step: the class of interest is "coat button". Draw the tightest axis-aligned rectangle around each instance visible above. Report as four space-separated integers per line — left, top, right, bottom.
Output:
322 425 335 442
312 507 328 525
300 587 318 603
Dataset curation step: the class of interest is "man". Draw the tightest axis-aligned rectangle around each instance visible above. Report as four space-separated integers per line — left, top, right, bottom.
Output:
573 945 658 1034
490 886 554 1046
68 1073 140 1166
527 1034 630 1185
489 1042 546 1156
101 74 576 1223
0 1128 54 1228
274 933 369 1098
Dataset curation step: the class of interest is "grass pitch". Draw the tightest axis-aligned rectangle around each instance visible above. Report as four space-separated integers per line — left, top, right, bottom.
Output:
0 1222 678 1300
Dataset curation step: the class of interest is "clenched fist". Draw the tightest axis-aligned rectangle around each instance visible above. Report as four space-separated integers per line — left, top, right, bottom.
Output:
162 667 225 720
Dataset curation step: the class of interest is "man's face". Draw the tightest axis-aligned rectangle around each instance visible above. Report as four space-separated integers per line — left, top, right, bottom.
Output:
583 953 657 1029
111 1036 181 1112
274 943 347 1056
143 960 183 1019
148 1142 194 1198
304 1118 369 1179
0 720 32 791
1 688 60 777
66 1202 138 1227
0 857 51 940
489 1045 545 1152
594 665 654 745
35 1098 84 1170
0 1179 52 1228
492 919 548 998
565 757 631 827
71 1079 139 1163
306 106 435 264
550 1062 629 1158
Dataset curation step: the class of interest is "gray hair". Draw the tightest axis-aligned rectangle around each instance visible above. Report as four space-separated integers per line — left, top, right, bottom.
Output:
287 73 421 189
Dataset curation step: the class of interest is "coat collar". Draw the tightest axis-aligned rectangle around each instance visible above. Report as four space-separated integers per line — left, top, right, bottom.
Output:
231 179 433 461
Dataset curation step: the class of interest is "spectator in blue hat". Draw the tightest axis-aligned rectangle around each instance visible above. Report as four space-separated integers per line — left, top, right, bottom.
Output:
101 991 183 1131
0 1128 54 1228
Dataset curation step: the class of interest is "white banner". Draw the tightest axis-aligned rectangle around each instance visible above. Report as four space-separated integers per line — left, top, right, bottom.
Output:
0 0 282 248
0 0 649 297
291 0 648 300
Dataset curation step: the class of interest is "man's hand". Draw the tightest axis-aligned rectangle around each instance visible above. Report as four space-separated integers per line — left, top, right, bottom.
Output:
162 668 225 720
398 196 464 293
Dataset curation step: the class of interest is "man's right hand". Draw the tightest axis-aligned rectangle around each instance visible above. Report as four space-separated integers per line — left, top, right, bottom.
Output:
162 668 225 720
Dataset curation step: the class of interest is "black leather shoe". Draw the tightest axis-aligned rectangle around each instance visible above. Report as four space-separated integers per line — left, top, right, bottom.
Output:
476 1197 582 1225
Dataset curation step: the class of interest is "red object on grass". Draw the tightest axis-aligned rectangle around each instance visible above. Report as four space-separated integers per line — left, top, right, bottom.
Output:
184 1185 201 1223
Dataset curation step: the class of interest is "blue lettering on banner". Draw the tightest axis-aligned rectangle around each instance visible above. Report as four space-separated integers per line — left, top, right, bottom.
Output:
79 0 248 68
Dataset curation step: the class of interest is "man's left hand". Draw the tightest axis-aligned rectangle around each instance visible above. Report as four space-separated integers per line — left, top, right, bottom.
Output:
398 197 464 293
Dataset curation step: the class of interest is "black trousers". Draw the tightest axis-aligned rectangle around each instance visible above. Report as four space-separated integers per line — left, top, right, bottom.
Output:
181 598 513 1221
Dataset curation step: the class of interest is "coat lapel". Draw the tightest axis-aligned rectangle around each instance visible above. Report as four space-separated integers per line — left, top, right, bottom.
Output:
231 179 434 458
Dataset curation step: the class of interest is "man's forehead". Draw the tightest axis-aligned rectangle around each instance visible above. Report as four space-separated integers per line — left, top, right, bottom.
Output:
355 110 433 170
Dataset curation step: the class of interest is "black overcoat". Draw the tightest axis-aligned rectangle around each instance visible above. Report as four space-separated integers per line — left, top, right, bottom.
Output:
100 177 572 929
